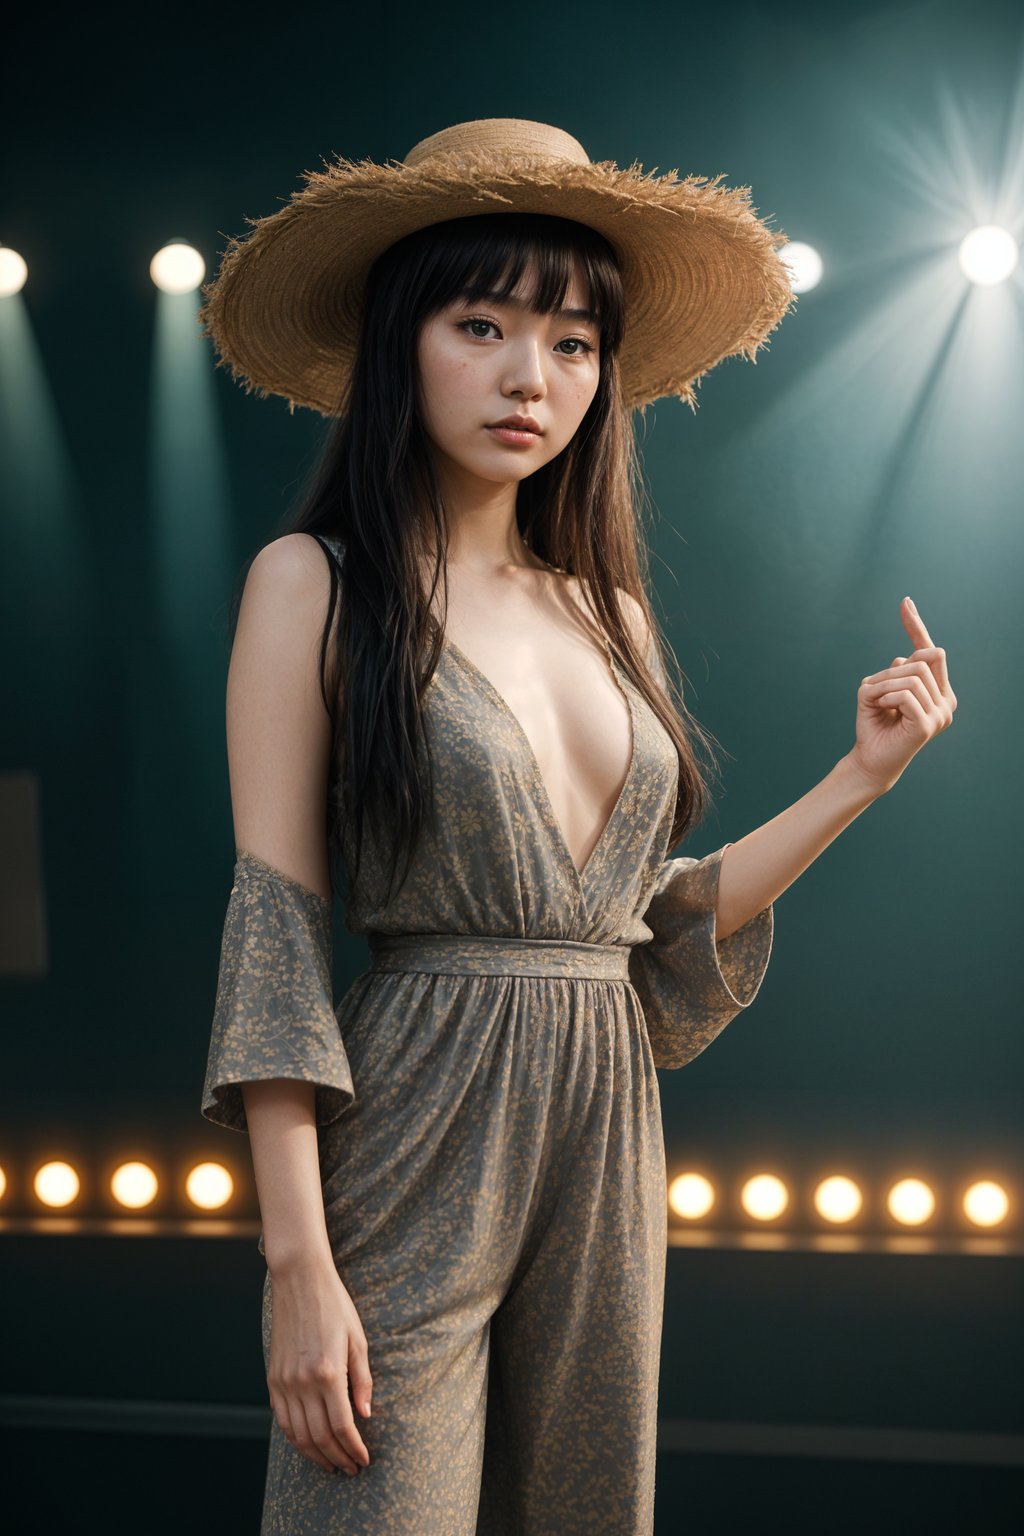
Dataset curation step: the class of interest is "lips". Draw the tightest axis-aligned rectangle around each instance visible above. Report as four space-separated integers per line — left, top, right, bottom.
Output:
488 416 542 434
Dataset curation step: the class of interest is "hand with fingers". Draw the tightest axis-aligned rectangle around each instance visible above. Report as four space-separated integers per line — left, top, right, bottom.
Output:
849 596 958 797
266 1258 373 1478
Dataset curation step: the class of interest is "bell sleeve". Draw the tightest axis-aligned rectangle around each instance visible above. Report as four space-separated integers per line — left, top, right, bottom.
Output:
628 843 774 1070
200 848 356 1133
628 627 774 1067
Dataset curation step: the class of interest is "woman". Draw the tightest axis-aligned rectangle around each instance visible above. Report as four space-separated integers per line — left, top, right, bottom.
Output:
198 118 956 1535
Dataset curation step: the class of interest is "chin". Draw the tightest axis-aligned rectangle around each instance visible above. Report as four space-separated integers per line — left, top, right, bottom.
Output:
464 451 544 483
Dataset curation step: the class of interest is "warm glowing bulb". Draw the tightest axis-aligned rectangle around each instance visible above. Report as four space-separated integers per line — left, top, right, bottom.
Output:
740 1173 789 1221
0 1164 7 1200
150 241 206 294
813 1175 863 1224
186 1161 235 1211
958 225 1018 285
0 246 28 296
110 1161 159 1210
668 1172 716 1220
34 1160 80 1208
962 1180 1009 1228
778 240 822 294
887 1177 935 1226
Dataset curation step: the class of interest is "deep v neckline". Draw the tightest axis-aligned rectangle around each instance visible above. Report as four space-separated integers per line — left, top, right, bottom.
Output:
439 630 637 891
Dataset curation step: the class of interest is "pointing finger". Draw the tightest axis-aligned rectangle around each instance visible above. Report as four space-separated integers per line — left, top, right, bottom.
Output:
902 595 933 648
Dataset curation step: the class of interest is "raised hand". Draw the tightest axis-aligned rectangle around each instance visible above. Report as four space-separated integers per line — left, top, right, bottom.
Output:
849 596 957 796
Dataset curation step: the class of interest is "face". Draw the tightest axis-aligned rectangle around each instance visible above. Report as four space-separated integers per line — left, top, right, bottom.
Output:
414 258 601 499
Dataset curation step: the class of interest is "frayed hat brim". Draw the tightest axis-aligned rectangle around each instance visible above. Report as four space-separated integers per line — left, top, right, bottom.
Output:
198 140 797 417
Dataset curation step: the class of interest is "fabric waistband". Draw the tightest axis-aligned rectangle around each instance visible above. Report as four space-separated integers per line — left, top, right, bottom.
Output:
367 931 632 981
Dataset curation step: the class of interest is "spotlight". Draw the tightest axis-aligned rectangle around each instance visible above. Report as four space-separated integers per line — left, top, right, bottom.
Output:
0 244 29 297
813 1174 864 1224
962 1180 1009 1228
886 1177 936 1226
33 1160 80 1209
668 1172 716 1220
740 1173 789 1221
110 1161 159 1211
778 240 823 293
186 1160 235 1212
150 240 206 295
958 225 1018 286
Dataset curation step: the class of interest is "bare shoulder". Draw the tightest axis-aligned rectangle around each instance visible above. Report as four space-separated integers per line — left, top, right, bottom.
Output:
613 588 653 656
227 533 339 899
239 533 341 667
560 571 652 658
244 531 334 611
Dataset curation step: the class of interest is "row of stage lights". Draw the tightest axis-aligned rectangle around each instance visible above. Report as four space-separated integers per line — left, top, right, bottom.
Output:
2 1160 1012 1230
0 223 1021 301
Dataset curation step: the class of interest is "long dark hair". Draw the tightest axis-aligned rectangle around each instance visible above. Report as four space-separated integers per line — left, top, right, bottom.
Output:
226 211 722 901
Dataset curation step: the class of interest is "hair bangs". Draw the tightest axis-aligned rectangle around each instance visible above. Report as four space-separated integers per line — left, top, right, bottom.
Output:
415 213 626 354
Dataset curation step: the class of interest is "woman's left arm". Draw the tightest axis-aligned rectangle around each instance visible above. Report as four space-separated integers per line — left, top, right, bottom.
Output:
716 596 958 941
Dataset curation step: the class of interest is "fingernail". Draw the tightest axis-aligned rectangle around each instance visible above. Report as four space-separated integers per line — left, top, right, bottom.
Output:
363 1401 371 1417
906 596 917 613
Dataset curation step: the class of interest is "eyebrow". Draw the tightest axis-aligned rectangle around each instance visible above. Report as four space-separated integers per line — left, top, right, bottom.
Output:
456 288 599 326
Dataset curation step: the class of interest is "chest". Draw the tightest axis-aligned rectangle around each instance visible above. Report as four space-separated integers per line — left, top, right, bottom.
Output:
438 617 634 878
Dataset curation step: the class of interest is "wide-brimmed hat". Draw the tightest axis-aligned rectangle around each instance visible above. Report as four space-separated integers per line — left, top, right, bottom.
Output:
198 116 797 417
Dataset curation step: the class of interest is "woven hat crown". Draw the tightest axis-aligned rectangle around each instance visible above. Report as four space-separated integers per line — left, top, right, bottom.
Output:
402 118 591 170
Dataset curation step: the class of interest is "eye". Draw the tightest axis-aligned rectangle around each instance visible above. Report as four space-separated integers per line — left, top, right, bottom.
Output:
455 317 501 340
455 316 597 357
555 336 597 357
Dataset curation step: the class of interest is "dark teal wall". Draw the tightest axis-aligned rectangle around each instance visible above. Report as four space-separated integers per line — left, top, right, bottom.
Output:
2 0 1020 1193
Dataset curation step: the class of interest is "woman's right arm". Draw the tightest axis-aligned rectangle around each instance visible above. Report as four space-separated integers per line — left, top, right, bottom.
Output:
215 532 371 1477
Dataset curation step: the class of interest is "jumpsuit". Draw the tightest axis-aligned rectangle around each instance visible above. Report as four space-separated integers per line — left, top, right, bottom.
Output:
200 536 775 1536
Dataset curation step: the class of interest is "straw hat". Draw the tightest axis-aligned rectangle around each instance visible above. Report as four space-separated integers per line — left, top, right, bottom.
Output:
198 117 797 417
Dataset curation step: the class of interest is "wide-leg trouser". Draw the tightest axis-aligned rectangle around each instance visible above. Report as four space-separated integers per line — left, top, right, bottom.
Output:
258 935 668 1535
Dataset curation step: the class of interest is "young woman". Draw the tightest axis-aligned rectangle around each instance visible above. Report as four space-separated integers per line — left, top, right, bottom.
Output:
198 118 956 1535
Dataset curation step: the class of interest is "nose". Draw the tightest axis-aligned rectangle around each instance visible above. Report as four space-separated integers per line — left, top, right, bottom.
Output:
502 336 547 400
